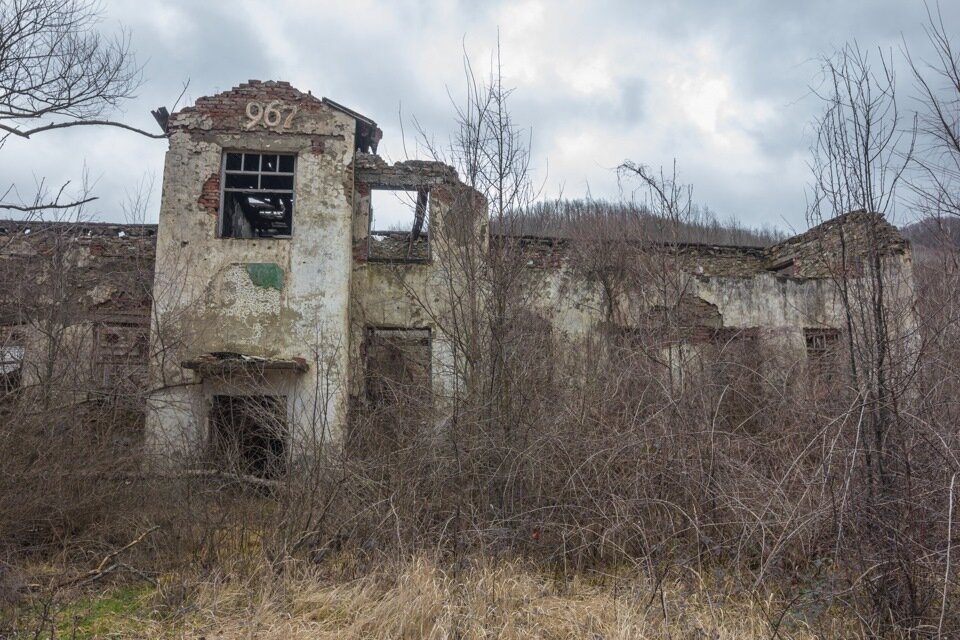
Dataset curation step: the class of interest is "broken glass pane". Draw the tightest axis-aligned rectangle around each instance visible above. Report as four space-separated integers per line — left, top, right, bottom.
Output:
222 192 293 238
260 174 293 191
225 174 259 190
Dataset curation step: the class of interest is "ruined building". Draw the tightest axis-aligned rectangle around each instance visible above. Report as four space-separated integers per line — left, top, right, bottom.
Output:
0 81 918 474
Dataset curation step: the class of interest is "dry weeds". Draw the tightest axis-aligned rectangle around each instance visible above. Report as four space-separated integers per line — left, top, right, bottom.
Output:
56 557 855 639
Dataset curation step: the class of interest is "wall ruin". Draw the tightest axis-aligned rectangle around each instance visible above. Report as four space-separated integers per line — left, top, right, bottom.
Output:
0 81 919 475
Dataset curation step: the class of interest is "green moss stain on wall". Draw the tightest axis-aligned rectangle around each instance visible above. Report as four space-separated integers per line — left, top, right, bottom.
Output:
245 263 285 291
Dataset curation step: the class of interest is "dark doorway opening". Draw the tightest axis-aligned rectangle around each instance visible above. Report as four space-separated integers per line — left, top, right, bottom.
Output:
209 395 287 478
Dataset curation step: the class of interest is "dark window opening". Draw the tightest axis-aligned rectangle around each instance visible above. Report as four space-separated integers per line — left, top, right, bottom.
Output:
221 152 295 239
368 188 430 262
95 322 148 390
0 328 24 398
805 328 840 364
361 328 432 451
365 328 432 404
209 395 287 478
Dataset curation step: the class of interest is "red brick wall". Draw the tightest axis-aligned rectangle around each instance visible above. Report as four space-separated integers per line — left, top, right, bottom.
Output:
198 173 220 217
170 80 327 132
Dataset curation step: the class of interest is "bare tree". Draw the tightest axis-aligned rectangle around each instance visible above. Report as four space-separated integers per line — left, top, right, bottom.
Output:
808 42 939 633
0 0 165 213
901 8 960 636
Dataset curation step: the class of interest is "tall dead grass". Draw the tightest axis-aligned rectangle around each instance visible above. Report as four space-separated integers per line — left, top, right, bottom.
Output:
113 556 855 639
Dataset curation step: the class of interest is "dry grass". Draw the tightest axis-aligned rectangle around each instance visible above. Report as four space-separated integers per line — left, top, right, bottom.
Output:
41 557 856 639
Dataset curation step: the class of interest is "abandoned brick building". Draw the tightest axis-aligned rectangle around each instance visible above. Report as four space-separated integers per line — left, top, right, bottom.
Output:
0 81 918 473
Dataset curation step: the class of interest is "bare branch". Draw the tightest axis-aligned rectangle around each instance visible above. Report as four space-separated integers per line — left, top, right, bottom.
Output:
0 118 166 139
0 196 96 211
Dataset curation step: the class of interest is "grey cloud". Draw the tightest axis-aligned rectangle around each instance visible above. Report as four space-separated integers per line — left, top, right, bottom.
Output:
3 0 959 232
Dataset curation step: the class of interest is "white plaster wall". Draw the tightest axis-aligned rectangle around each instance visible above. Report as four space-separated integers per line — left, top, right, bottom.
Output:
145 94 356 463
525 258 849 352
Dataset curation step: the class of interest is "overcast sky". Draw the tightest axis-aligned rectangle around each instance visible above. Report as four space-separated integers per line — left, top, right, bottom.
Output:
3 0 958 232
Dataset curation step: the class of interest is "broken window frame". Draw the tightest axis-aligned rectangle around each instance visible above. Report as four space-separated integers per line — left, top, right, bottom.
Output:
367 187 431 263
219 152 296 239
94 321 149 390
0 326 25 398
804 327 841 362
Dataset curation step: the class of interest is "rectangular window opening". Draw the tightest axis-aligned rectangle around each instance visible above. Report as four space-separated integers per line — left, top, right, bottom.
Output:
804 328 840 362
361 328 432 451
368 188 430 262
365 327 432 405
209 395 287 478
220 152 295 239
0 327 25 398
95 322 148 390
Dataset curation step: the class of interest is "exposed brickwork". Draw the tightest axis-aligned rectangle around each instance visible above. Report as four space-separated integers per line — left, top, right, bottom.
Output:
642 294 724 344
677 244 767 277
766 210 909 278
0 220 156 235
352 240 368 264
491 236 569 270
499 211 908 280
368 232 430 262
0 220 156 325
171 80 327 133
497 235 767 275
198 173 220 217
355 155 460 189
